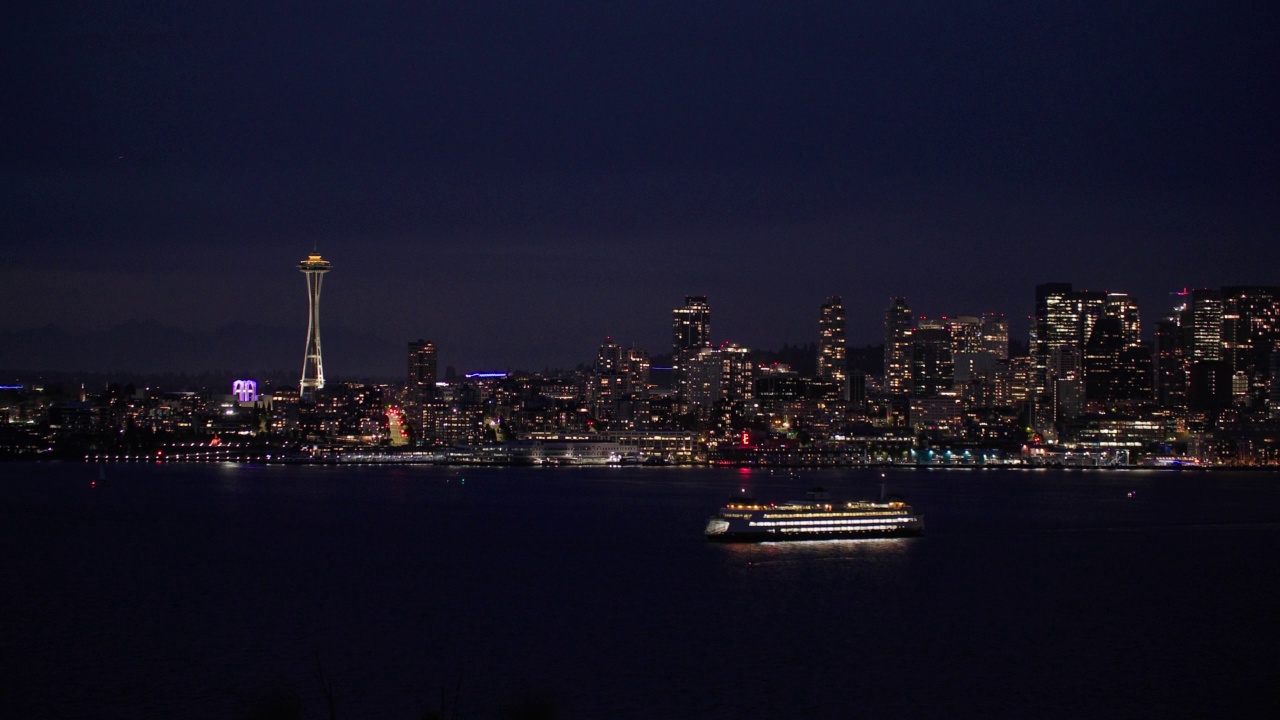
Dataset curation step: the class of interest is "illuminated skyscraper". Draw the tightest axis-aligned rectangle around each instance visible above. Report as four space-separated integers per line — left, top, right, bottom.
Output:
1221 286 1280 401
685 343 753 427
1187 289 1223 362
1033 284 1109 396
817 296 848 401
298 253 331 400
910 325 954 397
408 340 438 389
672 295 711 404
1105 293 1141 347
623 347 651 395
884 298 914 396
980 313 1009 360
1155 316 1187 409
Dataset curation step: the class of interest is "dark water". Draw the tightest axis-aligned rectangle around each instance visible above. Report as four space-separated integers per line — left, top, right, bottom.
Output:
3 463 1279 719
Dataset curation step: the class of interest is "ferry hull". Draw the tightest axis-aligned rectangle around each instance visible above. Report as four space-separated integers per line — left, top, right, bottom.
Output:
706 523 924 543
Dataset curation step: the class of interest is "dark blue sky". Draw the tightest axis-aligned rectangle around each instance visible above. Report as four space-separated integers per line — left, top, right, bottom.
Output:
3 1 1278 376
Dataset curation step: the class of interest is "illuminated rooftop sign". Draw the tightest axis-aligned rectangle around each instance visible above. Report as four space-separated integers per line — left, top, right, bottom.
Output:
465 372 508 379
232 379 259 402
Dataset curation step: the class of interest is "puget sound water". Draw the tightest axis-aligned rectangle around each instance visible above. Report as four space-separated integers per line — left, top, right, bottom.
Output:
3 462 1278 719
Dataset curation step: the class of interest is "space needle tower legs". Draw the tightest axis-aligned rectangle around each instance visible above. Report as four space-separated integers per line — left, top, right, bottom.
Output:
298 252 332 400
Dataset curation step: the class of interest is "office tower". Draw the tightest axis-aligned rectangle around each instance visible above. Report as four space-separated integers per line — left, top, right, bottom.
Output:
298 252 331 400
944 316 984 356
408 340 438 389
817 296 849 401
980 313 1009 360
910 325 954 397
1187 289 1223 362
1154 317 1187 409
1083 315 1125 403
1105 293 1141 347
672 296 711 404
954 351 999 410
1114 345 1154 404
1033 283 1109 396
884 298 914 396
1033 283 1072 396
1221 286 1280 401
1187 360 1232 411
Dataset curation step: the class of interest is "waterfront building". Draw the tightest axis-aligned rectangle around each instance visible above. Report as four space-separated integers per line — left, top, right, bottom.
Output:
909 392 963 433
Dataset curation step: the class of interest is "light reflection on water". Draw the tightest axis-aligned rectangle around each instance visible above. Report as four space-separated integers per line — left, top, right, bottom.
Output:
4 464 1280 720
716 536 913 564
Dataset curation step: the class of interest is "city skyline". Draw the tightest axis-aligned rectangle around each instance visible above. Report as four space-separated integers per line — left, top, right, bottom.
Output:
4 2 1278 375
0 273 1273 381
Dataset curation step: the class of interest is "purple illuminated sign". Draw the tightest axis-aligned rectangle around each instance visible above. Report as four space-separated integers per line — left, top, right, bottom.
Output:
465 372 509 379
232 379 259 402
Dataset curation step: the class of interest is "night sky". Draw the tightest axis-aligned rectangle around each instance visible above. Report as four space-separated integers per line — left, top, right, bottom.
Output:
4 1 1278 378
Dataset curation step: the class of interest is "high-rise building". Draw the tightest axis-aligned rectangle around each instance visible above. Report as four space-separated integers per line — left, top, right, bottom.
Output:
1187 289 1223 362
910 326 954 398
884 298 914 396
817 296 848 401
1105 293 1141 347
672 296 711 404
1032 283 1072 396
685 344 753 413
594 337 624 418
298 253 332 400
945 316 983 356
980 313 1009 360
1221 286 1280 401
623 347 651 396
1032 283 1115 397
1083 315 1125 404
408 340 438 389
1154 317 1187 409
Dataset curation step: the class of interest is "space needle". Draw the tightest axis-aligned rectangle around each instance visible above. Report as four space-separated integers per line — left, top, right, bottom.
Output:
298 252 331 400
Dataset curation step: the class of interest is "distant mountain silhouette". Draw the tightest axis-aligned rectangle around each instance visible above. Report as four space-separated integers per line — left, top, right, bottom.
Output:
0 321 401 381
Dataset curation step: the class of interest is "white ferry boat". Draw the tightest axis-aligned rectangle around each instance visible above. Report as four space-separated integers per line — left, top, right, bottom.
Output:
704 490 924 542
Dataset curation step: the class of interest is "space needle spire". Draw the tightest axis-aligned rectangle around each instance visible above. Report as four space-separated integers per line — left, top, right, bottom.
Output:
298 251 332 400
